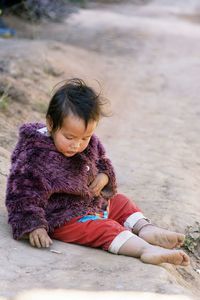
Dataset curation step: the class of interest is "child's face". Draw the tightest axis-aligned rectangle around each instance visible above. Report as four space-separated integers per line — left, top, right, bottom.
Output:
47 114 97 157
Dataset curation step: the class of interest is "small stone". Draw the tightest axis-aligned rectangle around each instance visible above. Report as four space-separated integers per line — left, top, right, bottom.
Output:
50 249 62 254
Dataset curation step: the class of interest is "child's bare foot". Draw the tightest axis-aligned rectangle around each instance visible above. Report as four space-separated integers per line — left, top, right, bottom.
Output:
138 225 185 249
141 246 190 266
118 231 189 266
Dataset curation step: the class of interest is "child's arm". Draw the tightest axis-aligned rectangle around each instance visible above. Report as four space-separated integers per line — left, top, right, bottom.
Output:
6 148 50 241
94 137 117 198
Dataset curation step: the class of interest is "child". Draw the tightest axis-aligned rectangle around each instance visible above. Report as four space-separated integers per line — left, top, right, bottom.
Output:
6 78 190 266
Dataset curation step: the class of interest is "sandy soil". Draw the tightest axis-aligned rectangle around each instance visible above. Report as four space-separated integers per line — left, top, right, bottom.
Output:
0 0 200 299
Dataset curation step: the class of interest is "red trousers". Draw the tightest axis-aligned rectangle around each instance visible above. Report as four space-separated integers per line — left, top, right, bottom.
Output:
51 194 143 253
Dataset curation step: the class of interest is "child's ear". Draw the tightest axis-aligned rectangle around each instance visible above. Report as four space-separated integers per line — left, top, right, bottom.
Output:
46 116 53 133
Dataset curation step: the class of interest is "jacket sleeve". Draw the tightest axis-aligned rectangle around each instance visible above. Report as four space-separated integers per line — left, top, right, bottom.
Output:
96 138 117 199
5 146 50 240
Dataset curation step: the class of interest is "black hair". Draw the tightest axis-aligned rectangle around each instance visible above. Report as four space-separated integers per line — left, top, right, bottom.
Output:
46 78 107 132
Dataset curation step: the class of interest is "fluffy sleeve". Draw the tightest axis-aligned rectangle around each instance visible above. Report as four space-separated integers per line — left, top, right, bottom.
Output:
5 147 50 240
96 138 117 199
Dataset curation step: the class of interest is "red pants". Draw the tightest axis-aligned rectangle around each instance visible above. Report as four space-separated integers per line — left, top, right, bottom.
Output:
52 194 144 253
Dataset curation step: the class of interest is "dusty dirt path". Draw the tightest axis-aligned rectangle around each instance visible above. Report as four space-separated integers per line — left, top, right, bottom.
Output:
0 0 200 299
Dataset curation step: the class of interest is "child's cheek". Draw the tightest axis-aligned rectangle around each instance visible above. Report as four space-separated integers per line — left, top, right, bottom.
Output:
80 141 89 152
57 138 70 153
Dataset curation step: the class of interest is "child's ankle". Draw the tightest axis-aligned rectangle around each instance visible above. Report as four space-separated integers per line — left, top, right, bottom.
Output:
132 218 152 235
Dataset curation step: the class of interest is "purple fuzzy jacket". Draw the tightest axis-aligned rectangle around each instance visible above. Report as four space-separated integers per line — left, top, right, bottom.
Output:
5 123 117 240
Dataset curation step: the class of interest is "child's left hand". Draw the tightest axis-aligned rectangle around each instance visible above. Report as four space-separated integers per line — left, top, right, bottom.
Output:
89 173 109 197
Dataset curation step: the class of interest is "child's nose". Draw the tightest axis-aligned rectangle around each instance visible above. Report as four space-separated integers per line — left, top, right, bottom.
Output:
71 141 81 149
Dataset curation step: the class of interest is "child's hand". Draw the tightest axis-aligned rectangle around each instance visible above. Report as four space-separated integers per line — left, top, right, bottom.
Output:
89 173 109 197
29 228 53 248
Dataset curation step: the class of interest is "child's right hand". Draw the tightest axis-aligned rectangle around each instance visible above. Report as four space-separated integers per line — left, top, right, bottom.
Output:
29 228 53 248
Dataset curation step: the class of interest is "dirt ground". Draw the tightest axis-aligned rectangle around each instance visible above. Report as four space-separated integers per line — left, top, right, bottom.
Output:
0 0 200 299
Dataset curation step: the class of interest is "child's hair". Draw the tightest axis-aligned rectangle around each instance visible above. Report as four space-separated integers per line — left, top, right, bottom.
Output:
46 78 107 132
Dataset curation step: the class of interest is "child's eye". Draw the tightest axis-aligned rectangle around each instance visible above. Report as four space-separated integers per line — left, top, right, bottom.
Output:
64 136 73 140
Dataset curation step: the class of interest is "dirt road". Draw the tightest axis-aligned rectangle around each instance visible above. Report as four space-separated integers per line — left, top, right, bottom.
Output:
0 0 200 299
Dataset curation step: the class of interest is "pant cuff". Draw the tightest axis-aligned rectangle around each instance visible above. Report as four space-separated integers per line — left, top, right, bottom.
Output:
108 230 134 254
123 212 148 230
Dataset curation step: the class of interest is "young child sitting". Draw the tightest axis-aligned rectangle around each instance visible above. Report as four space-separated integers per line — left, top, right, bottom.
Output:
6 78 190 266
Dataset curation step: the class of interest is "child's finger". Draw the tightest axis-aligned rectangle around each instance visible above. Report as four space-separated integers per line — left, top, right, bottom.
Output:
40 233 53 248
44 236 53 248
93 188 101 196
40 236 48 248
89 185 96 191
30 234 41 248
90 186 98 194
34 235 42 248
90 182 102 190
89 181 98 189
29 234 35 247
46 237 53 248
45 240 50 248
39 233 51 248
